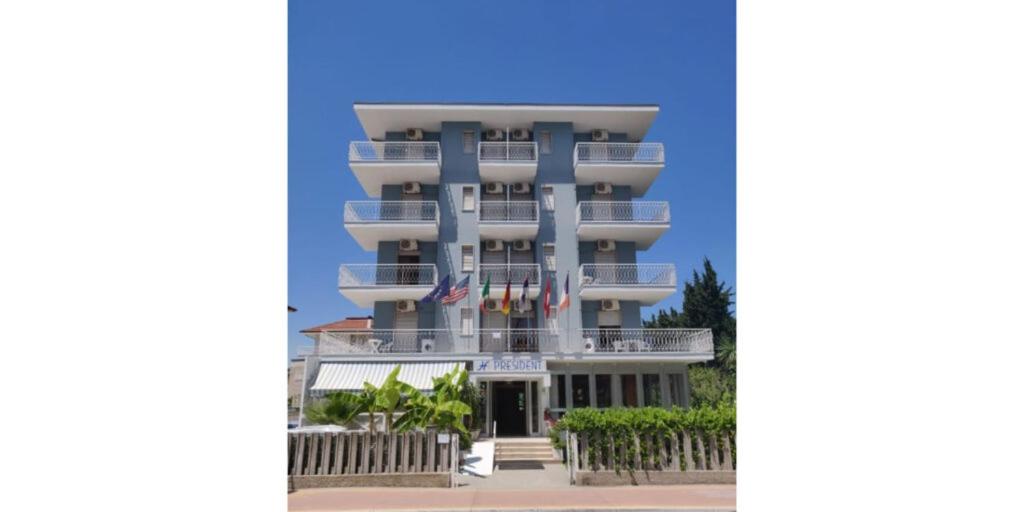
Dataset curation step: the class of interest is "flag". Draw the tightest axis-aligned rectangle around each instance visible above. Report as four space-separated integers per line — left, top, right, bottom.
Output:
558 272 570 312
421 274 450 304
542 274 552 311
479 274 491 312
500 280 512 315
441 275 470 305
518 276 529 310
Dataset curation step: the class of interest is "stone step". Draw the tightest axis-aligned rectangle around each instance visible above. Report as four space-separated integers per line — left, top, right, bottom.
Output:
495 456 562 463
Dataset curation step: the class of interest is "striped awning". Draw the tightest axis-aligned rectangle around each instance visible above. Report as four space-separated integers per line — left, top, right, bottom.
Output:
310 361 463 392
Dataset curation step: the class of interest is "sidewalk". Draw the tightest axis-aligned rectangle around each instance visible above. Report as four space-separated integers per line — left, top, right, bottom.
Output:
288 484 736 511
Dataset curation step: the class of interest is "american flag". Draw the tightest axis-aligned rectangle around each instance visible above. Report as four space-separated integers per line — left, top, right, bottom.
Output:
441 275 471 305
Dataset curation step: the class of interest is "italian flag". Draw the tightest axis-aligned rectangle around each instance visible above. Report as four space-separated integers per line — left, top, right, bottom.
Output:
479 274 491 312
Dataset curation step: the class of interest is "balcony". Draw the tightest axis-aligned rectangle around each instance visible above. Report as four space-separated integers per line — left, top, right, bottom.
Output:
575 328 713 355
337 264 437 307
573 142 665 196
343 201 439 250
477 142 538 183
578 263 676 305
478 201 540 240
478 329 559 353
478 264 542 298
309 329 472 355
576 201 670 250
348 141 441 197
301 328 713 358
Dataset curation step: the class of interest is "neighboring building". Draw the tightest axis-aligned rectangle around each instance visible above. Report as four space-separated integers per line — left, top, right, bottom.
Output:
300 102 714 436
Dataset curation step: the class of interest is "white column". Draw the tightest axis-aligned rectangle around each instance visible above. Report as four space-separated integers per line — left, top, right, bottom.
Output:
539 381 551 435
659 371 672 409
485 381 493 436
588 373 597 408
611 374 622 406
525 380 533 435
635 372 645 407
682 366 691 408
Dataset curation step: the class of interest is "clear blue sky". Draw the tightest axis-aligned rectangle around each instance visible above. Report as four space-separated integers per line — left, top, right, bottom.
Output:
288 0 735 359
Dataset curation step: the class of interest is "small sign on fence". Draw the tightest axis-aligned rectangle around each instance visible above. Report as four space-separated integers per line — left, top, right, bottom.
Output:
437 433 450 444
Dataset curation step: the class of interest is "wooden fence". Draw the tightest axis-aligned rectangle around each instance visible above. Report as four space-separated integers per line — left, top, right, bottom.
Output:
565 430 735 484
288 430 457 478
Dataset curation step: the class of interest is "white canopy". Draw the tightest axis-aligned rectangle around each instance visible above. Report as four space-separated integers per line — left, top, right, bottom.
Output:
310 361 462 392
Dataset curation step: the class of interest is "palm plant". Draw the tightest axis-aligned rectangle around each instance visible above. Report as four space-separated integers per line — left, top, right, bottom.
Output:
304 390 364 426
394 365 472 436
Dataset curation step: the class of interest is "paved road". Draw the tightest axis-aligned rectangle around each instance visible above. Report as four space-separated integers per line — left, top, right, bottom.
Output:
288 484 736 511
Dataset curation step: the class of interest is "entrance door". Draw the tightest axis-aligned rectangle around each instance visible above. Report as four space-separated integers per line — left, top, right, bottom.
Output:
492 381 527 436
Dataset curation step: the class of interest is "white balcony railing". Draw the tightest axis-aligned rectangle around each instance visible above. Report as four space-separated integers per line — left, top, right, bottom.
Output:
573 142 664 167
578 264 677 287
478 201 539 223
338 264 437 288
577 328 713 353
306 328 712 355
478 142 538 163
478 329 559 353
348 141 441 164
576 201 670 224
344 201 438 224
478 264 541 287
312 329 462 354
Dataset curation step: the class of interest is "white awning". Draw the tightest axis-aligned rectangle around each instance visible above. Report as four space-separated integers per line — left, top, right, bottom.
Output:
310 361 463 392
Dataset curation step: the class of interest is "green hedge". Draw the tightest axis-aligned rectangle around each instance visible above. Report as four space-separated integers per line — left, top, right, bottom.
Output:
548 404 736 470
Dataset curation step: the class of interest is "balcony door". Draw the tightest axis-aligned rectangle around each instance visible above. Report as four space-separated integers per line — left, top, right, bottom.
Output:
397 254 420 285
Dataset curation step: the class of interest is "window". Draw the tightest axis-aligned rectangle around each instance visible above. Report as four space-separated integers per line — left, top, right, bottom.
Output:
541 186 555 210
462 186 475 211
460 307 473 336
546 306 558 332
595 375 612 407
571 374 590 408
642 374 662 407
461 245 474 272
463 131 475 154
553 374 566 409
539 131 552 154
543 243 556 270
621 374 638 407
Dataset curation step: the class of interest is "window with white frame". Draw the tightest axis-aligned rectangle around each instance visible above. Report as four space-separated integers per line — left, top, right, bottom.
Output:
463 131 475 154
539 131 552 154
462 245 474 272
462 186 475 211
461 307 473 336
543 243 556 270
541 186 555 211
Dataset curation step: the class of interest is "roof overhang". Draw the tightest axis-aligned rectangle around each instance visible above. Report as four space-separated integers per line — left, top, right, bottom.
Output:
353 103 659 142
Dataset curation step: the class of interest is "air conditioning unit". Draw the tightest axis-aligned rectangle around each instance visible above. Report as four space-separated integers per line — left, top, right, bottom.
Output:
485 299 502 312
485 128 504 141
516 300 533 312
600 299 620 311
484 182 504 194
512 182 531 194
597 239 616 252
582 337 597 353
485 240 504 252
396 300 417 313
399 239 418 252
402 181 421 194
594 182 613 195
513 240 531 251
591 129 609 142
511 128 531 141
420 339 435 353
406 128 424 141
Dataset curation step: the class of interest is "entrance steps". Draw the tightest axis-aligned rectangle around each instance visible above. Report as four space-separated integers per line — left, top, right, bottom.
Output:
493 437 560 464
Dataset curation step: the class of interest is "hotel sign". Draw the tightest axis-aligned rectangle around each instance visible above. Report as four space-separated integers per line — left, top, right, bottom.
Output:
473 358 546 373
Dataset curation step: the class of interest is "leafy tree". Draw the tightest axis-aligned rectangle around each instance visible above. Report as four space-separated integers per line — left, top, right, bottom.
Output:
645 257 736 403
304 390 365 426
395 365 473 448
